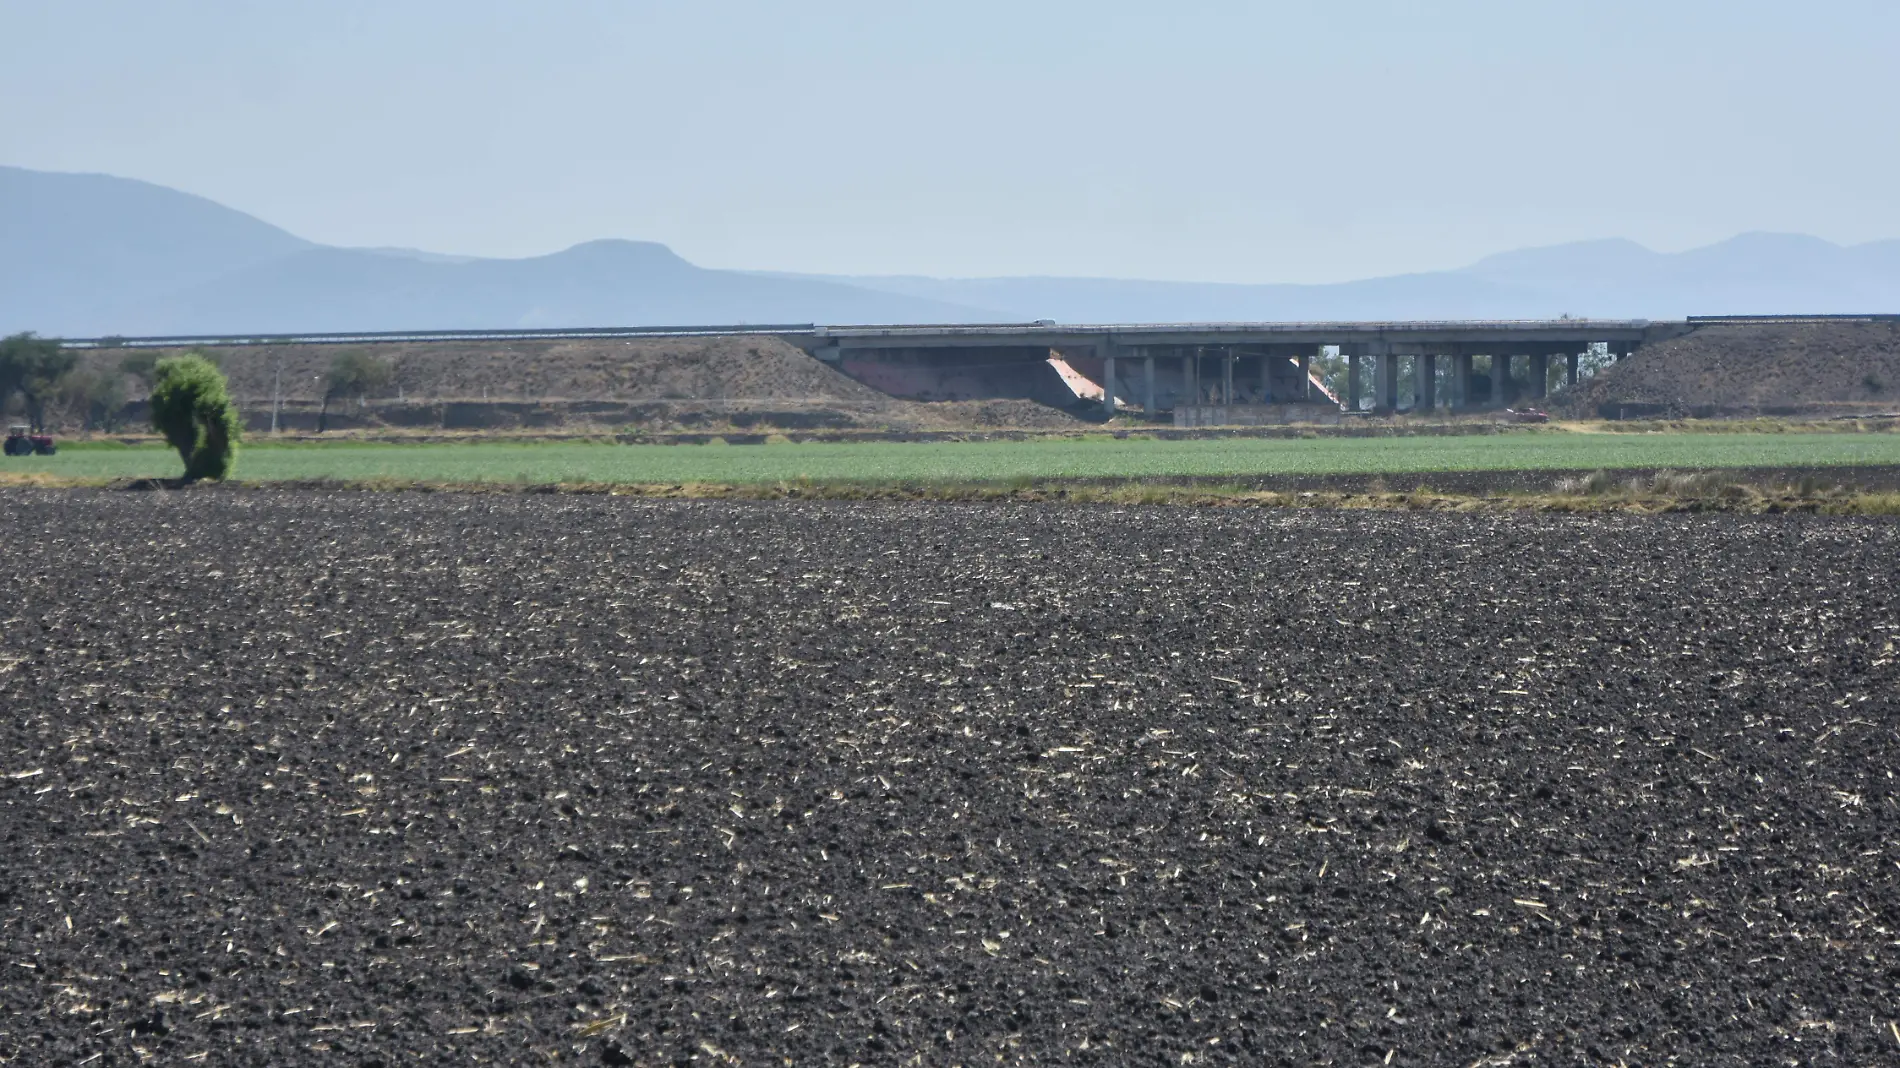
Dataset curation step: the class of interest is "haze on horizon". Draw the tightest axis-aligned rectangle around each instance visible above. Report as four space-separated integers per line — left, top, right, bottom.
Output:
4 0 1897 285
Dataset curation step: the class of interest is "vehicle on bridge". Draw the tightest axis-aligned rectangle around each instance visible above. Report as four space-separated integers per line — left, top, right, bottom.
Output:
4 425 56 456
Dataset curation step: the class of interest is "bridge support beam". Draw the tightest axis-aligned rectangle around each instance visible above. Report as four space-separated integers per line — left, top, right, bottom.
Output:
1493 353 1512 407
1144 352 1156 414
1566 351 1580 387
1455 352 1475 410
1428 344 1458 412
1529 351 1549 401
1418 352 1437 411
1299 350 1312 401
1346 347 1362 412
1389 343 1425 412
1373 342 1398 414
1223 350 1236 405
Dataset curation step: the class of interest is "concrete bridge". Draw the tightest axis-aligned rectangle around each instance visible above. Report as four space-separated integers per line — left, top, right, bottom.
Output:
804 319 1692 420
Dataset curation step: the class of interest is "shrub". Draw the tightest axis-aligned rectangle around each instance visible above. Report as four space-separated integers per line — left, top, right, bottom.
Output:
56 366 129 431
150 354 242 481
0 332 77 430
119 351 160 390
320 350 393 431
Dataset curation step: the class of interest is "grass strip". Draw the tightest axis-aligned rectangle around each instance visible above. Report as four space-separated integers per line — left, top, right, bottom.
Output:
11 431 1900 485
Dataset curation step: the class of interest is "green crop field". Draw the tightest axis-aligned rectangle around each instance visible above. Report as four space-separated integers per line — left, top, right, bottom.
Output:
10 431 1900 486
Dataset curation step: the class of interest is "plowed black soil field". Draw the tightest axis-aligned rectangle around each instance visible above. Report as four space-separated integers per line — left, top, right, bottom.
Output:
4 492 1898 1066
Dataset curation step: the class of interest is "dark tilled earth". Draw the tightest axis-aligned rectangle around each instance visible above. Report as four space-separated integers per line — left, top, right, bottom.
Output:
3 493 1898 1067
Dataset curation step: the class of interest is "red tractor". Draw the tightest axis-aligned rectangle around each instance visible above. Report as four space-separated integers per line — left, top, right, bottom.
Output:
4 425 56 456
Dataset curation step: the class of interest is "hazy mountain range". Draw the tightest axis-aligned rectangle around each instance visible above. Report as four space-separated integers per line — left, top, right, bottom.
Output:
4 164 1897 337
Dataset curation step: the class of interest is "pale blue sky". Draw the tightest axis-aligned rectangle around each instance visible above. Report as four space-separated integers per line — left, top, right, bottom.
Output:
4 0 1897 282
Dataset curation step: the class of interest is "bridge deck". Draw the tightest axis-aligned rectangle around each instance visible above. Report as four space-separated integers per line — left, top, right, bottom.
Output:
815 319 1676 350
58 318 1689 351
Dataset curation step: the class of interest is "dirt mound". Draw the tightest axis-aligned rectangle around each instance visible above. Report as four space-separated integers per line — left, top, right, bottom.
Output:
1571 321 1900 417
922 397 1091 428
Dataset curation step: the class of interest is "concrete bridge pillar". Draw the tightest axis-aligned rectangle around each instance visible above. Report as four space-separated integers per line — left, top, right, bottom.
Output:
1345 346 1362 412
1223 349 1236 405
1102 344 1118 416
1144 351 1156 414
1529 350 1549 401
1299 350 1312 401
1372 342 1398 413
1186 348 1200 405
1455 352 1475 410
1493 353 1512 407
1258 348 1274 403
1425 344 1457 412
1418 353 1437 411
1388 343 1422 411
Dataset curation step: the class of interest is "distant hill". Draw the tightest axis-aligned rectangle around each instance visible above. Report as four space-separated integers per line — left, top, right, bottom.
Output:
3 164 1897 335
0 165 314 333
0 166 1007 335
793 234 1900 322
133 240 1009 334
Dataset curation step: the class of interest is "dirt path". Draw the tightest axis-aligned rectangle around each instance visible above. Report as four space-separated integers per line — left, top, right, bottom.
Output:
3 494 1896 1064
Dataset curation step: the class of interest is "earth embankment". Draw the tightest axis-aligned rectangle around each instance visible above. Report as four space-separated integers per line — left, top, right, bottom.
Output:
3 494 1897 1064
1574 320 1900 418
78 336 1088 433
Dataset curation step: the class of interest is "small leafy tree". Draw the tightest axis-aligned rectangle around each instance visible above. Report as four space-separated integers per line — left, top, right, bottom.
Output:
0 332 78 430
150 354 242 481
55 367 129 431
119 351 160 392
319 350 392 432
